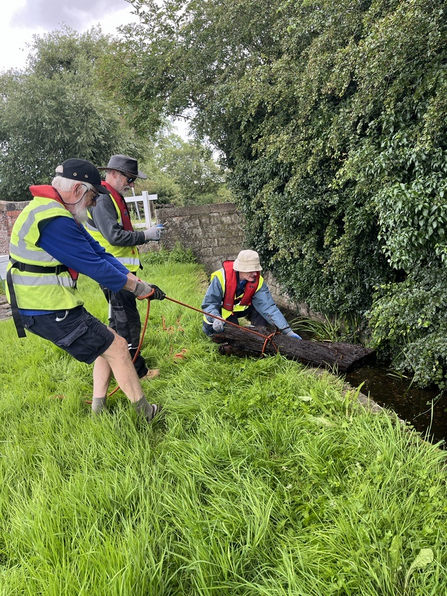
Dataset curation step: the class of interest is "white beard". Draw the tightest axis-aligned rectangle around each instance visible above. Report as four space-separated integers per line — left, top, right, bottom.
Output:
72 201 89 224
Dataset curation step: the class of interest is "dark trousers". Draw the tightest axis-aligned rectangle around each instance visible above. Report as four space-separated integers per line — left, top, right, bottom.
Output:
226 305 267 327
101 285 148 378
203 304 268 337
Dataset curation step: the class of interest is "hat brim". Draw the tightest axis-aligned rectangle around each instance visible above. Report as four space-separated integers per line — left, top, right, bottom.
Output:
97 166 147 180
234 265 263 272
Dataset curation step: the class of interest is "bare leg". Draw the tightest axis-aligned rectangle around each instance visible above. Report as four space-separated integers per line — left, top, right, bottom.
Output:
91 332 160 422
95 333 144 403
92 355 113 399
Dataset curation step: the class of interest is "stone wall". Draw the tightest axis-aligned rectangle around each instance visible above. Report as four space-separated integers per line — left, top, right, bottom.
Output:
155 202 300 313
156 203 245 275
0 199 303 315
0 200 29 254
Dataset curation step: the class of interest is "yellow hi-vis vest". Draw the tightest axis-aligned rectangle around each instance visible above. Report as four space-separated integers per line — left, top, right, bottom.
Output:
203 266 265 323
7 196 82 311
84 193 140 273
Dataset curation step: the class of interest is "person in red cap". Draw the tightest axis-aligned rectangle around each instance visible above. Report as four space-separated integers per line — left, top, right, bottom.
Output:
202 249 301 338
85 154 163 381
6 158 165 423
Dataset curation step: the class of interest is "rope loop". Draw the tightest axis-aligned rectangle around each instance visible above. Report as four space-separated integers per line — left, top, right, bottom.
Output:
261 332 279 356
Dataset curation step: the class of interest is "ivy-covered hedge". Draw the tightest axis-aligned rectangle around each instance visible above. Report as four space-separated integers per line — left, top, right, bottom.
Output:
111 0 447 386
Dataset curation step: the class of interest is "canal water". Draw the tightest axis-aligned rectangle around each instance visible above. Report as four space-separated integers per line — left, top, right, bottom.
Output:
345 365 446 446
285 311 447 445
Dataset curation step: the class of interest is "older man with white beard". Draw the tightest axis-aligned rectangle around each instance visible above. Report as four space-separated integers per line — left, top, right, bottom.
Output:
6 158 166 423
85 154 164 381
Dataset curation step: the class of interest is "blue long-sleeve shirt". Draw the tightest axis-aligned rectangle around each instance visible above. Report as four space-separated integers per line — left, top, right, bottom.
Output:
20 216 129 315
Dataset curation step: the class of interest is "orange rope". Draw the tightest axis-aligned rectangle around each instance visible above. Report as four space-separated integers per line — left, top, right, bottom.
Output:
262 332 280 355
164 296 279 354
98 292 279 399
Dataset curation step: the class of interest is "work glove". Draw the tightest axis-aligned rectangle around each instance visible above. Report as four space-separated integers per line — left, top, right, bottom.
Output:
144 224 164 242
148 284 166 301
212 318 225 333
284 328 302 339
133 280 166 300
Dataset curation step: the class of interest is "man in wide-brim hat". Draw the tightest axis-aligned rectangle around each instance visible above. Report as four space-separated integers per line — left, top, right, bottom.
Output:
97 154 148 180
85 154 164 381
202 249 302 338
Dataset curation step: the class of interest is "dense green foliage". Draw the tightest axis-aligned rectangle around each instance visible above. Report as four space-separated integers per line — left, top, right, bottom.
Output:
0 27 140 201
0 27 230 206
106 0 447 386
1 254 447 594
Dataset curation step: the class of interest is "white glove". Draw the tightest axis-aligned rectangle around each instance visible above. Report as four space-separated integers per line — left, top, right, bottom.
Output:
144 224 164 242
212 319 225 332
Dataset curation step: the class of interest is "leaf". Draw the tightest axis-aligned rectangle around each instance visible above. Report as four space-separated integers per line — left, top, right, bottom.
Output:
389 535 402 568
404 548 434 589
308 415 334 426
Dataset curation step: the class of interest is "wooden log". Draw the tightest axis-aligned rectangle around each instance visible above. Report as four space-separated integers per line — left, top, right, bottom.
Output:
212 325 376 373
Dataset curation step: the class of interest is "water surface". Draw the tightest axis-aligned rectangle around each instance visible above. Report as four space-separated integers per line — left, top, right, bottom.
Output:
346 365 446 446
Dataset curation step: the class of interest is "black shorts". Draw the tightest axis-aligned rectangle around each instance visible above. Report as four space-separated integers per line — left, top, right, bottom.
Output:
20 306 115 364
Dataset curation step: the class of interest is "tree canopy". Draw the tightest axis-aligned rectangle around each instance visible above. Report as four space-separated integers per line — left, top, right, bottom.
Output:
0 25 229 207
0 27 144 201
107 0 447 386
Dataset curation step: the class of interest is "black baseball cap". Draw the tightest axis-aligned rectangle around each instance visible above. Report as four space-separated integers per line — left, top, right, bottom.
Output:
56 158 108 194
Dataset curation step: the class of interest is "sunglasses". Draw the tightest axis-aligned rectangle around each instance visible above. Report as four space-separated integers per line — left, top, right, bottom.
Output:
121 173 137 183
82 184 99 201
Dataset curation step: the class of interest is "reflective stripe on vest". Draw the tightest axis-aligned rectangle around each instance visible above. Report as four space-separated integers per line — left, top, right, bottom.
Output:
85 193 140 273
7 197 82 311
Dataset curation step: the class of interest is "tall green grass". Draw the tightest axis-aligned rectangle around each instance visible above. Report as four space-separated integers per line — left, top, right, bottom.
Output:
0 252 446 595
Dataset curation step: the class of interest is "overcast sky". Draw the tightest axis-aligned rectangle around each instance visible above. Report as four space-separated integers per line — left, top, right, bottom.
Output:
0 0 191 139
0 0 138 71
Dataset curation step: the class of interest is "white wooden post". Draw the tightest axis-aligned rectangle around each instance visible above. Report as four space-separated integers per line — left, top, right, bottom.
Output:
142 191 151 225
124 193 158 228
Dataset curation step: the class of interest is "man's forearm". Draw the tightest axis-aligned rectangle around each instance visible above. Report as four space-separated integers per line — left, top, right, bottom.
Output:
91 199 145 246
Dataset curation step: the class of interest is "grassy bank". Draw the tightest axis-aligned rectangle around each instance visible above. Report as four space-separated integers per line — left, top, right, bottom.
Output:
0 251 446 595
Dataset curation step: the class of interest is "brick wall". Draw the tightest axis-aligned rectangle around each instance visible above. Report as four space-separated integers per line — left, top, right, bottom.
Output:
0 200 29 254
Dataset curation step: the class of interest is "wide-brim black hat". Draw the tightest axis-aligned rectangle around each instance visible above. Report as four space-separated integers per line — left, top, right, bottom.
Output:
97 154 147 179
56 158 109 194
